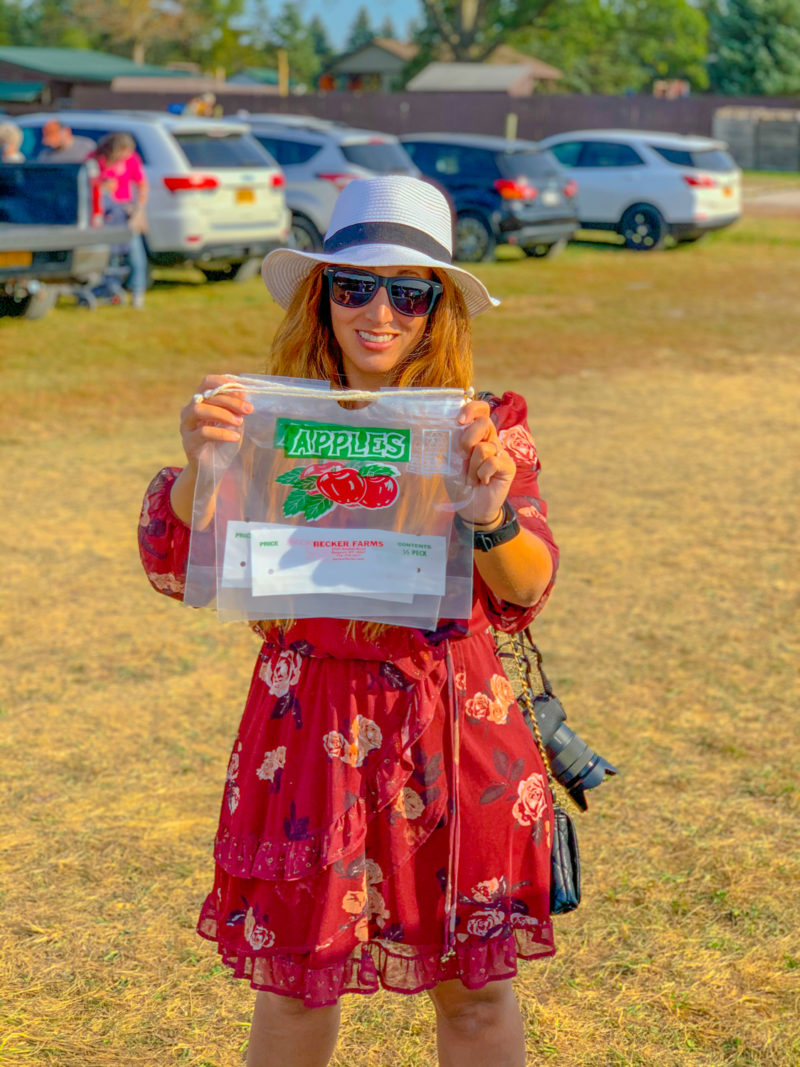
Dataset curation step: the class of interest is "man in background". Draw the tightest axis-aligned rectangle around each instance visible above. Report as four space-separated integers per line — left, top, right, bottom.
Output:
36 120 95 163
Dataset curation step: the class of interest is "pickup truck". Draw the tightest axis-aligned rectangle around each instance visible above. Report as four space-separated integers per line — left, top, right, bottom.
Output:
0 162 129 319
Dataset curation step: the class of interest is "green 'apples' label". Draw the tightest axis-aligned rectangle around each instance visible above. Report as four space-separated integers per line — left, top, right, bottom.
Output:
274 418 410 462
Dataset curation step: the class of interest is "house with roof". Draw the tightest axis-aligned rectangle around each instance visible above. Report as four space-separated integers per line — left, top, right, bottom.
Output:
406 50 563 97
0 46 189 108
320 38 419 92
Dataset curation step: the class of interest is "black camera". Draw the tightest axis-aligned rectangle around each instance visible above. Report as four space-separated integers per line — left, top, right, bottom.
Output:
529 692 617 811
497 631 618 811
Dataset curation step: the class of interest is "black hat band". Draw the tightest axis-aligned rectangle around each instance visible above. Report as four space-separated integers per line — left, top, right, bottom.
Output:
323 221 452 264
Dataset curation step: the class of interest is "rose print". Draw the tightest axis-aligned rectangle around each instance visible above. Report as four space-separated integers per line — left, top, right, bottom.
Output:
243 906 276 950
256 746 286 783
466 909 505 938
487 700 509 725
512 773 548 827
498 424 538 467
464 692 492 720
472 877 505 904
454 670 467 692
259 649 303 698
322 731 347 760
365 859 384 885
393 786 424 821
367 884 390 927
490 674 515 710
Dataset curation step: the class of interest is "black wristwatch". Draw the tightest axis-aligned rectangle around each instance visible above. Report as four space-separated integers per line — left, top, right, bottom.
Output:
455 500 520 552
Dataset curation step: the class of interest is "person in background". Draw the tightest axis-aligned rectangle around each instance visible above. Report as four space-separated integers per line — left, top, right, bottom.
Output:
0 122 25 163
92 131 150 310
36 120 95 163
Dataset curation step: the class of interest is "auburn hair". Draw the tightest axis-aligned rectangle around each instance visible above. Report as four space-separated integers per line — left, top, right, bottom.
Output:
267 263 473 389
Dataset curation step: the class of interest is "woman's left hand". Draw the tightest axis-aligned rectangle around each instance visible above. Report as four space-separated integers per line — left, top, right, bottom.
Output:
457 399 516 524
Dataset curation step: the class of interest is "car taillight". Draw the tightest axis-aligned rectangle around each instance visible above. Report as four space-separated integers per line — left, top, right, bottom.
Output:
683 174 717 189
317 172 358 191
271 173 286 188
163 175 219 192
494 178 538 200
563 179 578 198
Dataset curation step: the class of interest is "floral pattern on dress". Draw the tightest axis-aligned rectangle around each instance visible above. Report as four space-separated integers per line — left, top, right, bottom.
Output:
139 390 559 1008
256 746 286 791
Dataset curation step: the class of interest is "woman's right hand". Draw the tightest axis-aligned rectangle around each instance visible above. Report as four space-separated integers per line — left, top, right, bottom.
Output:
180 375 254 467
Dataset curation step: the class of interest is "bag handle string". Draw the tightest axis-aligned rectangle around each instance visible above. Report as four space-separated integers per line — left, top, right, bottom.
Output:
195 377 475 406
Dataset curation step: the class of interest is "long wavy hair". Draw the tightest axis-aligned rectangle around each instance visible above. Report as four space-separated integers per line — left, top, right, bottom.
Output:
256 262 474 639
268 263 473 389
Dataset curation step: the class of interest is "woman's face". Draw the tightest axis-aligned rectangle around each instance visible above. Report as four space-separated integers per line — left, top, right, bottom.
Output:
328 265 432 390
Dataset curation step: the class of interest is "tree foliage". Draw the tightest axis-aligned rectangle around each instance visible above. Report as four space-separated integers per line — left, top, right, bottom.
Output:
345 6 374 51
707 0 800 93
510 0 709 93
416 0 556 62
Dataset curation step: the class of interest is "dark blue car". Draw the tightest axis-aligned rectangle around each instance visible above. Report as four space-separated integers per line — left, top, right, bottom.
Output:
400 132 579 262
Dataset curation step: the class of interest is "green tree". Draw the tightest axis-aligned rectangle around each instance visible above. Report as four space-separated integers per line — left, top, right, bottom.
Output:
707 0 800 93
345 5 374 51
415 0 556 62
378 14 397 38
269 3 320 85
511 0 709 93
307 13 333 63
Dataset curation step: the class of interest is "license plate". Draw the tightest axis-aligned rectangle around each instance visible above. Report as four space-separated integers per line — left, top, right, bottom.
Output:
541 190 560 206
236 187 255 204
0 250 33 267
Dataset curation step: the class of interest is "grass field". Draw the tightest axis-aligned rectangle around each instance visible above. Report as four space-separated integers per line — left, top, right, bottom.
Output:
1 203 799 1067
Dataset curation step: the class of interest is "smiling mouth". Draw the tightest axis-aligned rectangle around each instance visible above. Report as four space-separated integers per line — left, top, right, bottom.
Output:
357 330 398 343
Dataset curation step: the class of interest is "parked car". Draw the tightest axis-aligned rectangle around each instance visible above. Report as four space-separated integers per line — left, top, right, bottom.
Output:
236 115 420 252
0 161 129 318
17 111 290 280
399 133 579 262
537 129 741 250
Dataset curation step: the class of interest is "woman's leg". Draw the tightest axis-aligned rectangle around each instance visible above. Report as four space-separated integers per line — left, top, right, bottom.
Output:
125 231 148 305
428 978 526 1067
246 990 340 1067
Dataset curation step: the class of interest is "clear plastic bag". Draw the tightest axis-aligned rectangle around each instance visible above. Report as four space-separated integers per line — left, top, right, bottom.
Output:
184 375 475 628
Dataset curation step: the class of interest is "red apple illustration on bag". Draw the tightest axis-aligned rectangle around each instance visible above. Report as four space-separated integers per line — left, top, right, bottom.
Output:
316 467 367 507
300 461 343 494
361 475 399 509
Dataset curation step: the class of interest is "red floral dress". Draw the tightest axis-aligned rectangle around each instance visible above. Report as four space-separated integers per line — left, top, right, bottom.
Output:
138 391 559 1007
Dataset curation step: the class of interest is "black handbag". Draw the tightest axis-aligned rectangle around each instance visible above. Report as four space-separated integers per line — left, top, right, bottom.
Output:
500 631 582 915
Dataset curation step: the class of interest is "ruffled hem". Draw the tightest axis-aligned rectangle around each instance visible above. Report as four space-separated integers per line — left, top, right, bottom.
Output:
198 899 555 1007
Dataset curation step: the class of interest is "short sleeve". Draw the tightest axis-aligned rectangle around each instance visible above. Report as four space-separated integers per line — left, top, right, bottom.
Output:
138 467 190 600
477 391 559 632
128 153 146 184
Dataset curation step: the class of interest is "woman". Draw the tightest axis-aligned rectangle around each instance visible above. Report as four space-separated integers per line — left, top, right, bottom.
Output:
139 175 559 1067
92 132 149 308
0 121 25 163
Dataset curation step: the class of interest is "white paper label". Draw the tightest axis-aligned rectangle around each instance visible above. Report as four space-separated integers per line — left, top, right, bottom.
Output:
222 520 255 587
249 524 447 599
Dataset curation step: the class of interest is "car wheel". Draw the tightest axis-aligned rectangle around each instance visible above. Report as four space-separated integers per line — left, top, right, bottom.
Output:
290 214 323 253
454 213 496 263
23 285 58 319
620 204 667 251
524 238 568 259
200 258 261 283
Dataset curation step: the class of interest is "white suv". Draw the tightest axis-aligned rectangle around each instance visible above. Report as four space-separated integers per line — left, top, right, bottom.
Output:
18 111 290 280
538 129 741 250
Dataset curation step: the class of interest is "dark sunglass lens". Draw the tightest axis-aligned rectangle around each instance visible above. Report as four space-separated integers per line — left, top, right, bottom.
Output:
330 270 376 307
390 280 433 316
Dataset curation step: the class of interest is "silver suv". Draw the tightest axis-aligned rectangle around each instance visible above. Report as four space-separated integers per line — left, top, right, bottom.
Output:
18 110 290 280
236 115 419 251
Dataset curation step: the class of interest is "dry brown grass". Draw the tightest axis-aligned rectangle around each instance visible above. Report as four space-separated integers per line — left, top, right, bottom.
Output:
1 207 799 1066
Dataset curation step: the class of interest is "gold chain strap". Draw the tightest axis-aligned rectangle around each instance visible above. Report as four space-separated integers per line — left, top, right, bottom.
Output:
505 633 557 793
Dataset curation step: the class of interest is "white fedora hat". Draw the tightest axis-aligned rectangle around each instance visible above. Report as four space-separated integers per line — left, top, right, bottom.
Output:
261 174 499 318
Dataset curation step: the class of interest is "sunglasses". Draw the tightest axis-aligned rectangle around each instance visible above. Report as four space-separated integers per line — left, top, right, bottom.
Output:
323 266 443 317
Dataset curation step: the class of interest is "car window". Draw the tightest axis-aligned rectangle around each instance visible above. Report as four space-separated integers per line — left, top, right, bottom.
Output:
339 140 414 173
578 141 645 168
650 144 736 172
400 141 440 174
254 135 320 166
173 132 273 168
548 141 583 167
499 150 562 179
18 125 150 164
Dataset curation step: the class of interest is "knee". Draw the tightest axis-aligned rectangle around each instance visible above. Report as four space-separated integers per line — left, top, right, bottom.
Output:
429 979 514 1036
